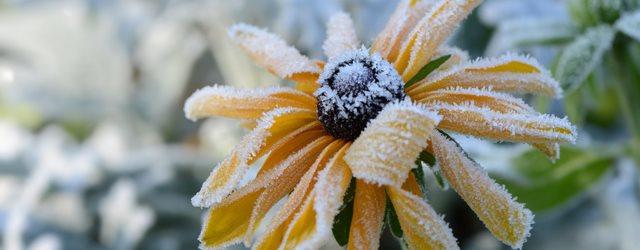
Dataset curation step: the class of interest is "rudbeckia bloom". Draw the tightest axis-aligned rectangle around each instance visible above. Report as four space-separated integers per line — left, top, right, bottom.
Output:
184 0 577 249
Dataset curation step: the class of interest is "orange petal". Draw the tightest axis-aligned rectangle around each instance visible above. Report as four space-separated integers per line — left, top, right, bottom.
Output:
198 189 262 249
395 0 481 81
433 103 577 144
323 12 360 59
191 108 316 207
412 87 535 114
386 180 459 250
198 136 334 249
184 85 316 120
347 180 386 250
344 101 440 187
282 143 353 249
407 54 562 97
253 142 349 250
430 132 533 248
371 0 434 62
228 23 321 80
244 139 345 244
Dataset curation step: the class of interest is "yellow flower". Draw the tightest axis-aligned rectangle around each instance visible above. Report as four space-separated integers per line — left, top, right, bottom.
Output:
184 0 577 249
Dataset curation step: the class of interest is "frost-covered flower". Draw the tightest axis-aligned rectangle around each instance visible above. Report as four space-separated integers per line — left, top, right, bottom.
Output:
184 0 577 249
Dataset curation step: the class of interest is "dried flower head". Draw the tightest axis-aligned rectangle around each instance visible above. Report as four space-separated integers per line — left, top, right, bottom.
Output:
184 0 577 249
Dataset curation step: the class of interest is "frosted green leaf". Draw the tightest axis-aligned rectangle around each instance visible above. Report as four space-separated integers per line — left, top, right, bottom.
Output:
492 147 614 212
553 25 615 92
486 18 577 55
615 10 640 42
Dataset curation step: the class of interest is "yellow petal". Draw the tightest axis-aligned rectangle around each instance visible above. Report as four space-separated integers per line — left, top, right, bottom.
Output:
386 176 459 250
191 108 316 207
294 60 324 95
323 12 360 59
433 103 577 144
407 54 562 97
198 136 334 249
283 143 353 249
347 180 386 250
244 138 342 244
430 132 533 249
344 101 440 187
395 0 481 81
256 123 326 175
199 189 262 249
253 142 349 250
228 23 321 80
412 87 535 114
184 85 316 120
371 0 434 62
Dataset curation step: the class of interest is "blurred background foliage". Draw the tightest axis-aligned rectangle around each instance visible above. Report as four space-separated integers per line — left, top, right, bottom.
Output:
0 0 638 250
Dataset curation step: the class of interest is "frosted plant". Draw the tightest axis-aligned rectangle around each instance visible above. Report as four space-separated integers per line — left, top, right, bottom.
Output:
481 0 640 166
184 0 577 249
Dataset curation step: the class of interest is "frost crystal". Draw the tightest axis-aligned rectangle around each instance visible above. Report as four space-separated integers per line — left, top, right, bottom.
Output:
315 48 405 140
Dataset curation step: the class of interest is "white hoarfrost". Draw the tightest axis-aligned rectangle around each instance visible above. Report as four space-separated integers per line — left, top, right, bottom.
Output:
191 107 306 207
229 23 321 79
315 48 404 119
433 102 577 144
431 132 534 249
184 85 310 121
322 12 360 60
345 100 442 187
419 86 537 114
420 53 562 97
615 10 640 42
554 25 615 90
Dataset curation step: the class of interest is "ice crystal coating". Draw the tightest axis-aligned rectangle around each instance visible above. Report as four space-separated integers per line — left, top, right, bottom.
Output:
315 49 406 140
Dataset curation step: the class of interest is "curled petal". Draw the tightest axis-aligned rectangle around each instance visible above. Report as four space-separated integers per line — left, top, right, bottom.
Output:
533 142 560 161
408 53 562 97
345 101 441 187
413 87 536 114
323 12 360 59
387 176 459 250
253 143 349 250
430 132 533 249
347 180 386 250
184 85 316 120
191 108 316 207
229 23 321 80
395 0 481 81
372 0 434 61
282 144 353 249
433 103 577 144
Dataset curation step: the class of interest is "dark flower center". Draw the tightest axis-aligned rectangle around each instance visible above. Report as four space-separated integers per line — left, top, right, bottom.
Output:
315 49 406 141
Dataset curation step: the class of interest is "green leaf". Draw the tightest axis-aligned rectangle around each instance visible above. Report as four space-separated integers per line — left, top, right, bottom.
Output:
413 150 448 190
615 10 640 42
404 55 451 88
492 147 614 212
385 198 403 238
411 166 427 195
553 25 615 92
332 178 356 246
